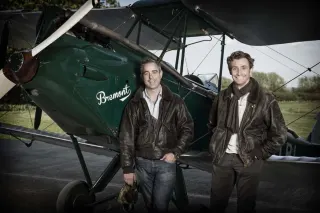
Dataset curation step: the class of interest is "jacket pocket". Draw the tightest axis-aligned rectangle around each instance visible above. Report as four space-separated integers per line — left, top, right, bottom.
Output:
136 122 149 145
243 130 263 152
163 123 172 132
138 124 148 133
163 123 177 137
161 123 177 148
209 127 226 156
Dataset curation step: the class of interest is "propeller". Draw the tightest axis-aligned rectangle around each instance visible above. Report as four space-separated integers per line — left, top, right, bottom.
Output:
0 0 99 99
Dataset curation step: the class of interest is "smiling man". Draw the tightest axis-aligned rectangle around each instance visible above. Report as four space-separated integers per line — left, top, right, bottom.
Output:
119 57 194 213
207 51 287 213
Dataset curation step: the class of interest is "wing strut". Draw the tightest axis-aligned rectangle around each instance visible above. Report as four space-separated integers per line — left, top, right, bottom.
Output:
217 33 226 92
158 9 186 62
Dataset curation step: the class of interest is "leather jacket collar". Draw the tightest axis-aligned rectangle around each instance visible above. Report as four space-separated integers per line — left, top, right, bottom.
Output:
131 83 173 103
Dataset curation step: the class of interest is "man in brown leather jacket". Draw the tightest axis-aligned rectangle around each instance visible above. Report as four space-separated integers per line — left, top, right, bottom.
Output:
208 51 287 213
119 57 194 213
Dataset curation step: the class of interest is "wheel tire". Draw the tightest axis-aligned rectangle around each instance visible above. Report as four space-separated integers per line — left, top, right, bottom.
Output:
56 180 95 213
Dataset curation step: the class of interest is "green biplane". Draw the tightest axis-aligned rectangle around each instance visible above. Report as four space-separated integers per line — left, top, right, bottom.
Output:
0 0 320 212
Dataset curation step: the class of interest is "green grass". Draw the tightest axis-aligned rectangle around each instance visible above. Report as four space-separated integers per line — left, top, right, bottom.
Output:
0 101 319 140
0 106 66 140
278 100 319 139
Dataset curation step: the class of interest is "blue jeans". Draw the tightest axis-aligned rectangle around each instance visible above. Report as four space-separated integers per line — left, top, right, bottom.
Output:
135 157 176 213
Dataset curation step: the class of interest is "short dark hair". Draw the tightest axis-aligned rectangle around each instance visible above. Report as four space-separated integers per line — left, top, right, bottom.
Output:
140 57 161 73
226 51 255 73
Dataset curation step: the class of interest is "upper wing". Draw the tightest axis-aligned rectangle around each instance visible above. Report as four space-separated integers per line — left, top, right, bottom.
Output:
181 0 320 45
2 0 320 51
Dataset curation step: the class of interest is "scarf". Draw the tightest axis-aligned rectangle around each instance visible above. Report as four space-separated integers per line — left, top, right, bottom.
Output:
226 79 253 134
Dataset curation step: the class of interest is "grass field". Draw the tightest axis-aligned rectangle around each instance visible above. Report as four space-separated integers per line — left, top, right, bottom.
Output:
278 100 319 139
0 101 319 140
0 105 66 139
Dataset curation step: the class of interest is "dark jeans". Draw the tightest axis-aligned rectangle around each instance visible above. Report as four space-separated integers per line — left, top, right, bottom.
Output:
210 153 264 213
135 157 176 213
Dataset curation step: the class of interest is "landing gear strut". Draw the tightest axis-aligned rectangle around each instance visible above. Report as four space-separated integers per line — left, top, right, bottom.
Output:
56 134 121 213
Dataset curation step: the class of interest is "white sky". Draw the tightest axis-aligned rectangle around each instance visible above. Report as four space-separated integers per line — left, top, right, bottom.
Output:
119 0 320 88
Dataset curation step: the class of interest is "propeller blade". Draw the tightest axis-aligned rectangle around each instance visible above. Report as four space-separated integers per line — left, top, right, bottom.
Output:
31 0 98 57
0 69 15 99
34 106 42 130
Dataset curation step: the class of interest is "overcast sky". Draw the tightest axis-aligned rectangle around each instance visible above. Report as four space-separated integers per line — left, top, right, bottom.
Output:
119 0 320 88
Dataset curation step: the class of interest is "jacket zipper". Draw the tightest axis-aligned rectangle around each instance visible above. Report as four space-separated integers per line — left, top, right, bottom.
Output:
238 102 256 167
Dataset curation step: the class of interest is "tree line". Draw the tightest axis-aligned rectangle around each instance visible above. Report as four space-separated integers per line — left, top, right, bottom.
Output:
221 71 320 101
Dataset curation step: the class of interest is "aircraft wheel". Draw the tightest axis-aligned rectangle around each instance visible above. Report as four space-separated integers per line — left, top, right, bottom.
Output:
56 180 95 213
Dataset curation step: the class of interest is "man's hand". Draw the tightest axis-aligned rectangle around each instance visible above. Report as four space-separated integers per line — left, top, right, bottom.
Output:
160 153 176 163
123 173 136 185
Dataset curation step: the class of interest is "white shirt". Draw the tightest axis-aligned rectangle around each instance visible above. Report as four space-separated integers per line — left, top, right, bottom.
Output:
142 87 162 119
226 92 250 154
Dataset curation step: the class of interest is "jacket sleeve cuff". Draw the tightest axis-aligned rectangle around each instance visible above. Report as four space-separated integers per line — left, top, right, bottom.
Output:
122 166 134 174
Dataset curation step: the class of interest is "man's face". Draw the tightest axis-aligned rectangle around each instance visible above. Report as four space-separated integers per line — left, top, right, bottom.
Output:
141 62 163 90
230 58 252 88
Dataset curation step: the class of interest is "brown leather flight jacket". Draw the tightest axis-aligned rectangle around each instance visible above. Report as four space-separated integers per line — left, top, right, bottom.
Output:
119 84 194 173
208 78 287 167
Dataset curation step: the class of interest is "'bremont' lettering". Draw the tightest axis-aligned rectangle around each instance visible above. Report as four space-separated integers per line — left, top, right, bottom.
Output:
96 84 131 105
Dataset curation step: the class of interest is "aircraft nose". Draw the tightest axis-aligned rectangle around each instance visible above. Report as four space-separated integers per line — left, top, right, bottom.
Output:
0 51 39 100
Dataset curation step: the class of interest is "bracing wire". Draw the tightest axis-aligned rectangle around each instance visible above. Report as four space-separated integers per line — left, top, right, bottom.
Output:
191 35 222 75
286 105 320 127
273 61 320 93
266 45 320 77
